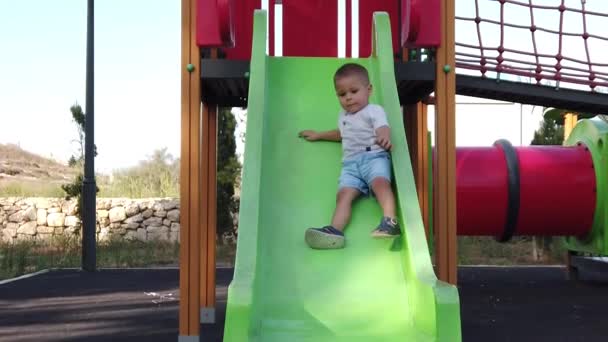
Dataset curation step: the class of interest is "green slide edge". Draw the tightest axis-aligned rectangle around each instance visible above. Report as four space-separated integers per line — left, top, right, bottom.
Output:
370 13 460 340
221 9 268 334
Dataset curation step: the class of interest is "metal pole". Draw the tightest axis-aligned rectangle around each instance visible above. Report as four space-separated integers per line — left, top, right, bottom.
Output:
520 103 523 146
82 0 96 272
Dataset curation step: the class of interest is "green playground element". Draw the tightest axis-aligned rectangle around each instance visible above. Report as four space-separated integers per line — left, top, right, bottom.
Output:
543 108 596 124
564 119 608 255
186 63 195 72
223 10 461 341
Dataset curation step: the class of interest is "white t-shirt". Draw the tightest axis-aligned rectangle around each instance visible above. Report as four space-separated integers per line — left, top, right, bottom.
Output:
337 103 389 160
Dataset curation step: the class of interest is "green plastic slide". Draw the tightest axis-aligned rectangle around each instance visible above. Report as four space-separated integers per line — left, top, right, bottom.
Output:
223 10 461 341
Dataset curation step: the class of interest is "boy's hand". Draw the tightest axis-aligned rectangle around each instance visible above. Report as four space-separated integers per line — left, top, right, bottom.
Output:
298 130 320 141
376 127 392 151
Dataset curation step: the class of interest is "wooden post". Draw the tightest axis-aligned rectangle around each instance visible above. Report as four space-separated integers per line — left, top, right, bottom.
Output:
402 46 431 244
200 105 217 322
180 0 218 335
180 0 204 339
404 102 430 239
564 113 578 141
564 112 578 280
434 0 458 284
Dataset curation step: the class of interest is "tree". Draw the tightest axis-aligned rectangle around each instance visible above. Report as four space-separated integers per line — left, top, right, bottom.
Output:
69 104 86 162
105 148 179 198
531 115 564 146
529 113 564 261
62 103 98 223
217 108 241 242
68 103 97 165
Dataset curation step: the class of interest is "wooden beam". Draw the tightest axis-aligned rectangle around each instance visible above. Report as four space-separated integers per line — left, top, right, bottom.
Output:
417 103 430 238
179 0 192 335
179 0 192 333
402 46 431 247
201 105 217 316
198 103 210 322
188 63 202 333
564 113 578 141
403 102 430 238
434 0 458 285
180 0 202 337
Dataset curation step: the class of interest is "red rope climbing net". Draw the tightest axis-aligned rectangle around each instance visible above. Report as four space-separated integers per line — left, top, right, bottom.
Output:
455 0 608 91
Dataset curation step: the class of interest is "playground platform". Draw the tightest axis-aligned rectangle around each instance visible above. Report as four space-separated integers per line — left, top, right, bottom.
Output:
1 266 607 341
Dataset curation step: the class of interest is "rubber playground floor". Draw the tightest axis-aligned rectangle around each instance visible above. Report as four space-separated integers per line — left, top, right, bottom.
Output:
1 266 607 342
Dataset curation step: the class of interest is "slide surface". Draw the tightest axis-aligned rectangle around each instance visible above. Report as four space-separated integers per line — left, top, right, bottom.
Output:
223 11 461 342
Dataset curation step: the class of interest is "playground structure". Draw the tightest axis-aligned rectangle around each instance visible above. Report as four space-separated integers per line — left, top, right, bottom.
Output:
179 0 608 341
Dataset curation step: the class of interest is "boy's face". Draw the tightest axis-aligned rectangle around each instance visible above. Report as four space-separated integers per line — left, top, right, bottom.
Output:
334 75 372 113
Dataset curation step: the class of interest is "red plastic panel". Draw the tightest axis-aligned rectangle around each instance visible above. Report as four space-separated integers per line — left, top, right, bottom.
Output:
269 0 275 56
403 0 440 48
456 147 508 236
224 0 261 60
358 0 400 57
218 0 235 47
283 0 338 57
346 0 352 57
515 145 595 236
197 0 235 47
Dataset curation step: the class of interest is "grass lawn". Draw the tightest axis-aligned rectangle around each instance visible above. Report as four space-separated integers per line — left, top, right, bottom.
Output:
0 236 236 280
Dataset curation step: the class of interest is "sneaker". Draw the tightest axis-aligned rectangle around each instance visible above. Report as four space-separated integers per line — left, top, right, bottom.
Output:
371 217 401 238
305 226 345 249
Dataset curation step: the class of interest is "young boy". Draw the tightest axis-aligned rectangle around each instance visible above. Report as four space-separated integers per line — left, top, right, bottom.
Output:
298 63 401 250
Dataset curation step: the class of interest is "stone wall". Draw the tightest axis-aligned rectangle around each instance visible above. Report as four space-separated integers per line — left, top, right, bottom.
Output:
0 198 180 243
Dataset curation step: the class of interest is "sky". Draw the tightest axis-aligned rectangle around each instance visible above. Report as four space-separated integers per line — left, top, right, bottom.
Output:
1 1 606 174
0 1 180 174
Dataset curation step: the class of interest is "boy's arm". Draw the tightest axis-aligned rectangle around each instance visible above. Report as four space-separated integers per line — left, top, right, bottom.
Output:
370 106 392 150
375 126 392 150
298 129 341 142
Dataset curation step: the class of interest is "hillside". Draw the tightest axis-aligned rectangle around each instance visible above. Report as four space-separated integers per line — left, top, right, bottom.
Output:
0 143 78 196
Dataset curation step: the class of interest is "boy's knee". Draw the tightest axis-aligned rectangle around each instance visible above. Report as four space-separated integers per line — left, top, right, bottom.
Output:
336 191 348 203
336 188 357 203
371 177 391 188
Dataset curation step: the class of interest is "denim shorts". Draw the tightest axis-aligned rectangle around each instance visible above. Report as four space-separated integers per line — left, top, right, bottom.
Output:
338 151 392 196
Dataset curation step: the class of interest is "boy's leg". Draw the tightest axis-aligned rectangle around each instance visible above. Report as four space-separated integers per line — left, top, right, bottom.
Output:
305 188 359 250
370 177 396 219
331 187 361 231
370 177 400 237
304 166 364 249
304 161 369 249
363 152 401 237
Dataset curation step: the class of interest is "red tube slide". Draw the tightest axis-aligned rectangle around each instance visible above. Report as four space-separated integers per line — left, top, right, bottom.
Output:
456 140 596 240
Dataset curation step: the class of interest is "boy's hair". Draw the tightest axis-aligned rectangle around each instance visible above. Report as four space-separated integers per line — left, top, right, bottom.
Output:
334 63 370 85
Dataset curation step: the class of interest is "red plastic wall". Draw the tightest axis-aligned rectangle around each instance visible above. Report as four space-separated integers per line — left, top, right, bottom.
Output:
198 0 404 58
456 145 596 237
218 0 235 46
456 147 508 236
283 1 339 57
197 0 236 47
224 0 261 60
403 0 440 48
358 0 400 57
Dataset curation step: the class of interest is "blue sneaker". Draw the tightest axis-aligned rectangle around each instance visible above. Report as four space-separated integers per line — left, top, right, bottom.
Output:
305 225 345 249
371 217 401 238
